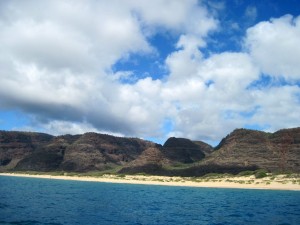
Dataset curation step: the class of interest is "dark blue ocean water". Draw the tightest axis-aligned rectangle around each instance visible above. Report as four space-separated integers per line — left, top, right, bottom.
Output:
0 176 299 225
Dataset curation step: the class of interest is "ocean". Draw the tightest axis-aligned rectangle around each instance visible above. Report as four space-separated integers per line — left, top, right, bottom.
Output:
0 176 299 225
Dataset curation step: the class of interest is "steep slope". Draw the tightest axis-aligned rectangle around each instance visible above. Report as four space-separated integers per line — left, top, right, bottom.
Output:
1 128 299 175
14 134 81 171
0 131 54 171
60 132 156 172
119 137 212 174
201 128 300 173
162 137 208 163
268 127 300 172
121 128 300 176
193 141 214 156
119 147 170 174
0 131 156 172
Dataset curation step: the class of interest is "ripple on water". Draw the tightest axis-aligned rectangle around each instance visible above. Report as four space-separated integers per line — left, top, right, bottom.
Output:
0 176 299 225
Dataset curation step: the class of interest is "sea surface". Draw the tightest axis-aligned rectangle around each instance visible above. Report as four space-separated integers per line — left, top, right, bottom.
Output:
0 176 299 225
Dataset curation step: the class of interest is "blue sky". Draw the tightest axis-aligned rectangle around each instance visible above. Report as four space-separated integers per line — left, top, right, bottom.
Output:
0 0 299 145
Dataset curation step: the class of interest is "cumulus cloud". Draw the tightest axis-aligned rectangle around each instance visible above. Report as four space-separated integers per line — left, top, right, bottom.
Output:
0 0 217 138
0 1 299 145
0 0 152 73
162 51 260 142
250 85 300 131
245 14 300 80
130 0 217 36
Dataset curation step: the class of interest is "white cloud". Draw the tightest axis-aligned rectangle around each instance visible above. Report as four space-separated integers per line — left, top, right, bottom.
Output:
0 0 152 73
162 51 260 142
130 0 217 36
198 52 259 89
250 85 300 131
0 1 299 146
245 14 300 80
130 0 195 30
18 120 125 137
165 37 203 82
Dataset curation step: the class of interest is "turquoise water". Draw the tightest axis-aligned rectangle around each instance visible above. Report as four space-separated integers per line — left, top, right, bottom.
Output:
0 176 299 225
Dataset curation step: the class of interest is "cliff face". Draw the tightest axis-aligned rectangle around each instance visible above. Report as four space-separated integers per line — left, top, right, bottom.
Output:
60 132 156 172
0 127 299 175
0 131 156 172
0 131 54 170
202 128 300 173
119 147 169 174
162 137 208 163
119 137 212 174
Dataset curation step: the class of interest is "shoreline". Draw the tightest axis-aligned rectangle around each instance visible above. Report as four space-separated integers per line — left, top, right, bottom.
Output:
1 172 299 191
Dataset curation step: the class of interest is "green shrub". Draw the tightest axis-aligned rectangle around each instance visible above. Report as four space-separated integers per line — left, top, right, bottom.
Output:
238 170 255 176
255 170 268 179
202 173 222 178
116 174 126 178
136 172 149 176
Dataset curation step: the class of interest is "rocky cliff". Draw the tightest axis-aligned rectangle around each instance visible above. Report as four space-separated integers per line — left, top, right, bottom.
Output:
0 127 299 175
60 132 156 172
0 131 53 170
0 131 156 172
200 128 300 173
162 137 207 163
118 137 212 174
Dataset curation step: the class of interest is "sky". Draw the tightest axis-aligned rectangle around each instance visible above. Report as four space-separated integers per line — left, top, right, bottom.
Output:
0 0 299 146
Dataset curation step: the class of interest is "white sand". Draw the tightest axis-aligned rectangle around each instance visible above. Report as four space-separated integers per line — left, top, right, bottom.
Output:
1 173 299 191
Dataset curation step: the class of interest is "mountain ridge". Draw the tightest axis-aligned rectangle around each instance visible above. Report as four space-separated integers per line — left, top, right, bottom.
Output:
0 127 299 175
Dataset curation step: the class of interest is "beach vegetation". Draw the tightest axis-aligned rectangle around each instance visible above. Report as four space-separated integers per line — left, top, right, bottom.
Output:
136 172 150 176
237 180 246 184
283 173 300 178
255 170 268 179
202 173 229 179
116 174 126 178
238 170 255 176
203 173 220 177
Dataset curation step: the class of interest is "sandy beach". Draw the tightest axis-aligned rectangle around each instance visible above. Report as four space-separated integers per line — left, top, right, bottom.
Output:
1 172 299 191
